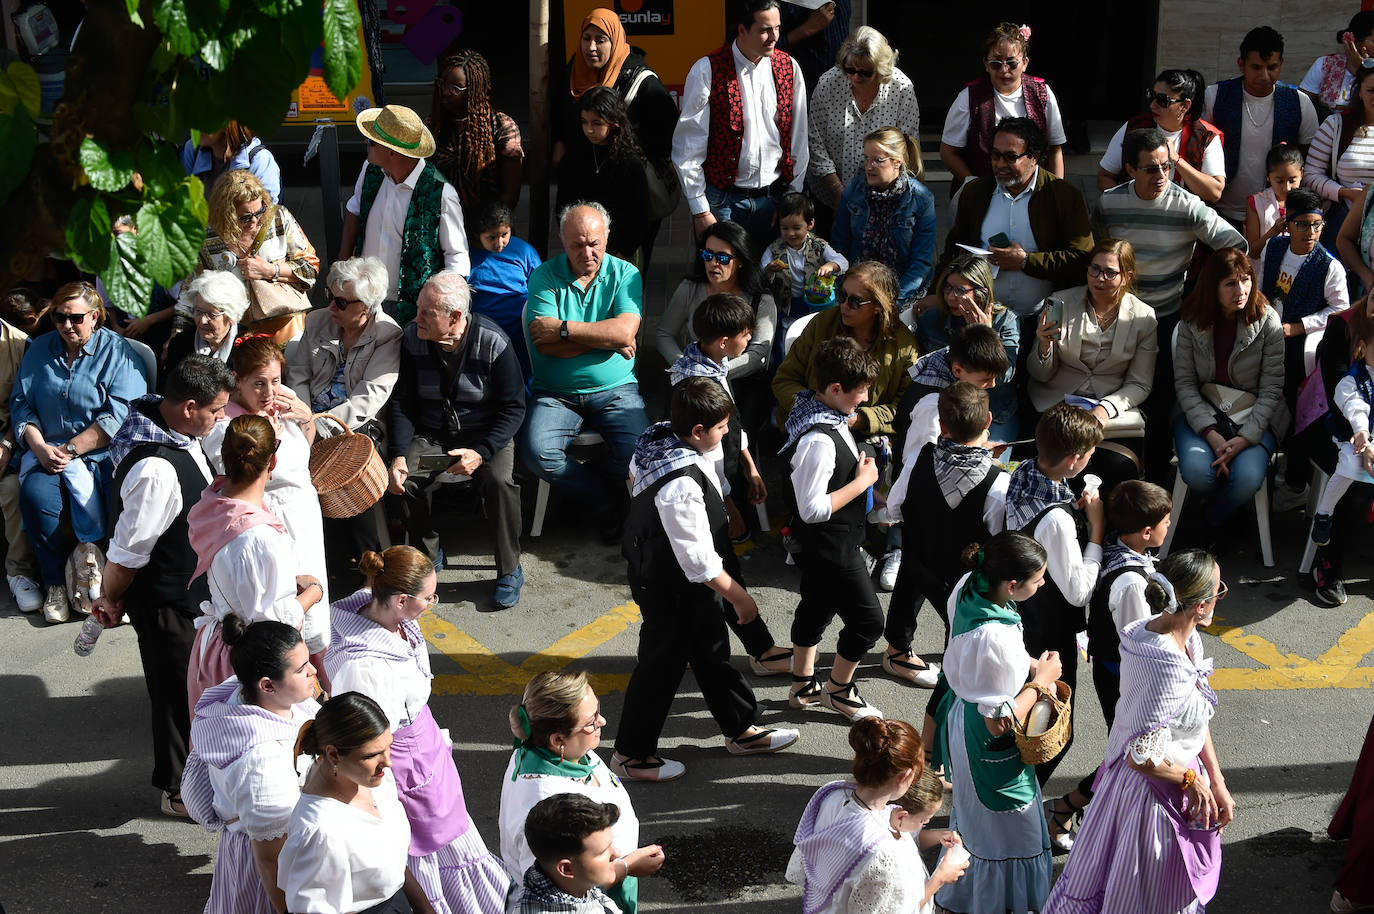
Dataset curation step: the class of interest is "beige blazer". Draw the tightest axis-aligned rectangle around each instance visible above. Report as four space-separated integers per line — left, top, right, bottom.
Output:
286 307 402 430
0 319 27 446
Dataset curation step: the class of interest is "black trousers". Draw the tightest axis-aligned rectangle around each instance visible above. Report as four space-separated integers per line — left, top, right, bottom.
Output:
792 548 884 663
884 558 950 653
614 579 759 758
1143 311 1182 486
128 601 197 793
1021 609 1080 787
323 510 383 593
402 440 521 576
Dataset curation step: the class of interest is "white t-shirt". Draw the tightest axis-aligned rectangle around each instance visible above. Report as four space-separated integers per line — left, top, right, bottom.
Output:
279 771 411 914
1262 243 1350 333
1203 83 1320 220
1099 122 1225 178
1300 54 1354 111
941 82 1067 147
942 573 1033 718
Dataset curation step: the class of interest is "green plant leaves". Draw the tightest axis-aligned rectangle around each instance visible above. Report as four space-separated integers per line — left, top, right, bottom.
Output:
80 138 136 193
104 232 156 318
135 141 186 200
0 62 40 120
66 196 114 274
321 0 362 102
135 176 207 288
0 105 36 204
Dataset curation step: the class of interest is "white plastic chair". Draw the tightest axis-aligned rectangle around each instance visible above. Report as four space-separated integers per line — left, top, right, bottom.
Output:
783 311 817 355
125 338 157 393
531 430 607 538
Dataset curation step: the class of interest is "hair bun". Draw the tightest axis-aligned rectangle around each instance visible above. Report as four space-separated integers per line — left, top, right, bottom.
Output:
358 550 386 579
220 612 249 646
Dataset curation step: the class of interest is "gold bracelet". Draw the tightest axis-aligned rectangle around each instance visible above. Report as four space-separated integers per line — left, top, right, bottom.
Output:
1181 768 1196 792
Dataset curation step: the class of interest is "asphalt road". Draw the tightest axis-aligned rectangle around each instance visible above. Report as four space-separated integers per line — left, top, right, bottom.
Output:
0 483 1369 914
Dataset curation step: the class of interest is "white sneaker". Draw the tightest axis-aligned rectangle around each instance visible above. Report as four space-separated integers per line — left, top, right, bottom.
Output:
9 574 42 612
877 549 902 591
861 547 877 575
42 585 69 624
1271 483 1309 513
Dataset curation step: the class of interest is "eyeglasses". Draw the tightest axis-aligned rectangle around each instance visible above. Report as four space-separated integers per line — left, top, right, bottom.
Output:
433 78 468 95
329 295 364 310
574 704 604 734
1088 265 1122 280
841 293 873 308
1208 581 1228 602
863 155 895 167
1287 218 1324 232
986 57 1022 70
943 282 977 297
193 306 225 320
53 311 93 325
1135 160 1175 176
1147 91 1183 107
843 65 875 79
988 148 1031 163
700 249 735 265
236 205 267 225
408 592 436 612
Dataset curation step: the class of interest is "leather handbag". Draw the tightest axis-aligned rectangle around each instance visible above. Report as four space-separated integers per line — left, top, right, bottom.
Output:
246 275 310 323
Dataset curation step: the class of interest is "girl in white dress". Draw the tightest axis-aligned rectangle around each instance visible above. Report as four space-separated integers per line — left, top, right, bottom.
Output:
280 691 437 914
181 618 320 914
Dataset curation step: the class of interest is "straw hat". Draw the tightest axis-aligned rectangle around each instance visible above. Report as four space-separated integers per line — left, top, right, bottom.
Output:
355 105 435 158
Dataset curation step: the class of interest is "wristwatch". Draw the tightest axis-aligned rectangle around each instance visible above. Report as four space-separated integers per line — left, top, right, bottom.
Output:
559 320 569 341
64 442 78 457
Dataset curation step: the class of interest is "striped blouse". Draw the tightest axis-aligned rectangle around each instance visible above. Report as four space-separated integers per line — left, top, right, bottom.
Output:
1304 113 1374 202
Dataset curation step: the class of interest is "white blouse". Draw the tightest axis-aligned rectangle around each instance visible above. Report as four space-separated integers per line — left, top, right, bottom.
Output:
204 525 304 630
203 412 314 500
941 82 1068 147
208 692 315 841
1305 113 1374 202
327 645 432 732
942 572 1033 719
808 67 922 186
279 770 411 914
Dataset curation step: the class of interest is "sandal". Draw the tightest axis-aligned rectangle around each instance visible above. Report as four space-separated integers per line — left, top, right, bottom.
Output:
882 650 941 688
608 753 686 783
821 678 883 722
1045 792 1085 854
160 790 189 818
726 727 801 755
749 647 794 677
789 673 823 709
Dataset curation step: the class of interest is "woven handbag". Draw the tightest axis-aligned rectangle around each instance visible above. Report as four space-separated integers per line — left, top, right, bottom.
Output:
1013 679 1072 766
308 414 387 518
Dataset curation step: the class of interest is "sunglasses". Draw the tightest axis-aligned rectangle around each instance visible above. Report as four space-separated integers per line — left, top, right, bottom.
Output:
433 78 468 95
1135 160 1175 176
236 205 267 225
1147 91 1182 107
700 249 735 265
988 148 1032 163
329 295 364 310
841 293 873 308
843 65 875 79
53 311 92 325
987 57 1022 70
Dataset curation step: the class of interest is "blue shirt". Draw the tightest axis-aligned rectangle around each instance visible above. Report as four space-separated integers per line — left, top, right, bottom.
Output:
179 137 282 203
524 253 643 396
11 327 145 458
470 236 542 331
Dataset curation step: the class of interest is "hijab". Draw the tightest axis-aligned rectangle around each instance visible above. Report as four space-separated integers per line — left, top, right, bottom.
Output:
569 9 631 99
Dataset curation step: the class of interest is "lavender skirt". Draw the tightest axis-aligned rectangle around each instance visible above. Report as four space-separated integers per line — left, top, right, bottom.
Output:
203 829 276 914
409 825 512 914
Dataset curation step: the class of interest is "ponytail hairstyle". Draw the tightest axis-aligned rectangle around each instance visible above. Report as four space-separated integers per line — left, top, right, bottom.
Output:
1154 68 1206 125
220 414 277 485
221 615 305 703
850 717 923 789
961 531 1047 596
1144 549 1217 614
357 546 433 604
294 691 390 769
863 126 924 182
509 670 590 748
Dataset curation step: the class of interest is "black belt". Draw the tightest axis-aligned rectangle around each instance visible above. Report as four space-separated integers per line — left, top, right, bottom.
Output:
725 184 772 199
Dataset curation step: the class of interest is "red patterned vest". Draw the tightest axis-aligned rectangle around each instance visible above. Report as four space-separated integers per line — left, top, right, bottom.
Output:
704 45 796 190
964 74 1049 178
1125 112 1223 181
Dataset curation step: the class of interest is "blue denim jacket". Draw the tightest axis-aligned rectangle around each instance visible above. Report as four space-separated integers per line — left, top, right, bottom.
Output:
832 172 936 304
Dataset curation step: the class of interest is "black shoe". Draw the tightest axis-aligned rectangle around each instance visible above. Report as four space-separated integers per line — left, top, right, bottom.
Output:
1313 558 1348 607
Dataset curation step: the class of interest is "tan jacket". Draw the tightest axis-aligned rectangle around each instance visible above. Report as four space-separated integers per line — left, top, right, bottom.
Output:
286 308 402 430
0 319 28 446
1028 289 1157 434
1175 305 1290 444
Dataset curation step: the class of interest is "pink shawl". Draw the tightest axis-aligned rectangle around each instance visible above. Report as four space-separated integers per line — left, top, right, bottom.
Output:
187 476 288 581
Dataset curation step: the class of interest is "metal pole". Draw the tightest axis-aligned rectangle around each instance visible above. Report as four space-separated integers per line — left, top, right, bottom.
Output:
317 121 343 276
528 0 551 259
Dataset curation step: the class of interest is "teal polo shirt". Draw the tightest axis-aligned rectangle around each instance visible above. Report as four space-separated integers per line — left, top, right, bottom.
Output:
524 253 643 396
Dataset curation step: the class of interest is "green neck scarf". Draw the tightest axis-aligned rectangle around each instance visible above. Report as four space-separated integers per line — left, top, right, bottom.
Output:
509 739 597 783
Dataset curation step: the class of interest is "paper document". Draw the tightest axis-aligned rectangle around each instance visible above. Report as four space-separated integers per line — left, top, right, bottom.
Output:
954 243 999 278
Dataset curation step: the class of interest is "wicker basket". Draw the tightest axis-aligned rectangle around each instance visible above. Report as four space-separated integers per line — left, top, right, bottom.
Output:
1014 679 1072 766
308 414 387 518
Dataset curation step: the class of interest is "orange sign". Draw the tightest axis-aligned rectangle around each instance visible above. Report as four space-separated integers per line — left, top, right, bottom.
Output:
282 1 376 125
561 0 726 97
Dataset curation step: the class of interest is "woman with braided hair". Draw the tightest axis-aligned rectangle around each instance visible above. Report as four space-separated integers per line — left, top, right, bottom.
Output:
428 49 523 219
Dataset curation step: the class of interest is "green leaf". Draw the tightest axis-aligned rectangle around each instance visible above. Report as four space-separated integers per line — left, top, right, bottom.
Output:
0 106 37 204
102 232 155 319
125 0 144 28
135 141 185 199
0 63 41 119
219 5 321 134
80 137 136 193
65 196 114 273
152 0 196 56
134 177 206 287
321 0 362 101
251 0 309 18
200 38 227 71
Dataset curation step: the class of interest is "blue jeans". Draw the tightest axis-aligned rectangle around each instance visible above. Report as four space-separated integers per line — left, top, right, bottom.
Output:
704 184 776 253
1174 416 1275 524
19 453 110 586
520 383 649 506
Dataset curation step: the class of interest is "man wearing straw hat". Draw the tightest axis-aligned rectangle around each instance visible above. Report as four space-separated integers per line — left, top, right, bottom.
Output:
340 104 471 323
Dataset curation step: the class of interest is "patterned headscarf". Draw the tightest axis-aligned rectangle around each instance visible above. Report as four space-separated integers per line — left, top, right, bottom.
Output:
569 10 631 99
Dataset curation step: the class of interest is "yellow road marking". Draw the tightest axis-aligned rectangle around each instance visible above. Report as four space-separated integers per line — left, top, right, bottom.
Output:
1208 611 1374 690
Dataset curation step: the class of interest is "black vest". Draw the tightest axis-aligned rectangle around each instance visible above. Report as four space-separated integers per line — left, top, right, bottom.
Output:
623 464 740 587
905 443 1004 603
1016 502 1091 654
110 432 211 618
1087 562 1149 667
788 425 866 562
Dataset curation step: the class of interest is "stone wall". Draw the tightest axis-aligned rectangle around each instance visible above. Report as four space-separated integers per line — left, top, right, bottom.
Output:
1156 0 1353 86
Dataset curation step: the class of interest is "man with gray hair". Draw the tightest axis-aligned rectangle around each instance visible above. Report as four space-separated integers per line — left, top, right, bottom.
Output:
387 270 526 607
522 202 649 543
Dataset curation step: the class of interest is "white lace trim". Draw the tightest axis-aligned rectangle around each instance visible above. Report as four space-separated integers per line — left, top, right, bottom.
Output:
1128 726 1171 766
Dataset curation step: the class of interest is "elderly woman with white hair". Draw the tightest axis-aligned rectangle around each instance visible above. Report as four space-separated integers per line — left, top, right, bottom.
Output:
807 26 921 230
161 272 248 388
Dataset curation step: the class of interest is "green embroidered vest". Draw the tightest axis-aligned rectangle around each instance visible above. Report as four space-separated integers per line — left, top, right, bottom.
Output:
355 161 449 323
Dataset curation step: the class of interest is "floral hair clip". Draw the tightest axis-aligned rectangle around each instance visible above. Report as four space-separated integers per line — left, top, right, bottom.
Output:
1019 24 1032 39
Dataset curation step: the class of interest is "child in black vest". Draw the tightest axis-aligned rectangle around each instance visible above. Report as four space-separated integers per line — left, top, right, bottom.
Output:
613 379 800 782
783 337 885 721
884 382 1010 690
668 293 792 676
1004 402 1105 851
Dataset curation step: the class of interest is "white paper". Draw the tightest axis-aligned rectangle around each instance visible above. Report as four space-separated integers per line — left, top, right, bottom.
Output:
954 243 999 278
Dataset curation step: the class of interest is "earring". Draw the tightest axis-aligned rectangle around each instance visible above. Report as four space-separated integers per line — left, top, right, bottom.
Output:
560 745 566 763
332 764 338 776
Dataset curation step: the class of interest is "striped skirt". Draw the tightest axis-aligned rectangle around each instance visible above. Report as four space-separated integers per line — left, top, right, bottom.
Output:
204 829 276 914
410 824 512 914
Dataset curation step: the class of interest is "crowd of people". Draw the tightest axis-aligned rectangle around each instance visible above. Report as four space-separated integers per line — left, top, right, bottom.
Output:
9 0 1374 912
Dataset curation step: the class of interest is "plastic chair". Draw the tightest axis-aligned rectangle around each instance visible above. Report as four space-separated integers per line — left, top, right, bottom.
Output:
125 338 157 393
530 431 607 538
783 311 817 356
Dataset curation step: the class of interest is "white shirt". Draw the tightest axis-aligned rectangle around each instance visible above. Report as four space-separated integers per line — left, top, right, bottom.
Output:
943 572 1033 718
1030 509 1102 607
498 749 640 886
1105 546 1156 635
648 448 728 584
790 424 859 524
807 65 921 187
672 41 809 215
980 167 1054 312
888 456 1007 530
106 444 212 569
279 770 412 914
204 524 304 629
1203 83 1320 220
1300 54 1355 112
1098 122 1225 179
1262 243 1350 334
208 691 315 840
1336 372 1372 436
346 158 471 298
328 646 433 732
940 83 1067 147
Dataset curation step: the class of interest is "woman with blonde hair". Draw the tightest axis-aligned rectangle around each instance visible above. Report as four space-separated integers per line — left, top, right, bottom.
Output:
499 670 665 914
325 545 511 914
832 128 935 307
773 260 919 438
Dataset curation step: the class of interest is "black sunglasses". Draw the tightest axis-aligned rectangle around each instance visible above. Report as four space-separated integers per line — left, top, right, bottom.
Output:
53 311 93 325
329 295 364 310
700 249 735 265
236 205 267 225
1147 91 1182 107
843 65 875 79
989 149 1032 163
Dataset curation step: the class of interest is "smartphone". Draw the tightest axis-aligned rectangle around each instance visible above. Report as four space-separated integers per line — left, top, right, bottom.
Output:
1044 297 1064 339
415 452 456 474
988 231 1012 248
